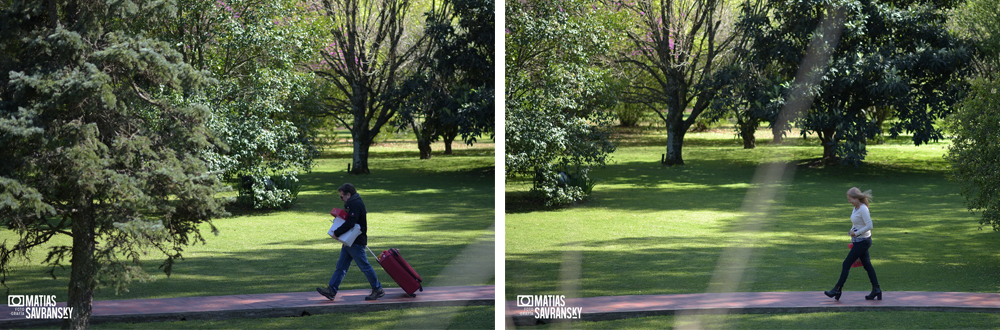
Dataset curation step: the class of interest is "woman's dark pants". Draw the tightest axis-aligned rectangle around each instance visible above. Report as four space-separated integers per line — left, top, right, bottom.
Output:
835 237 879 288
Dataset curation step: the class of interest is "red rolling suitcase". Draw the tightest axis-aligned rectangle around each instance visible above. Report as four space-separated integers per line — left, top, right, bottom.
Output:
367 246 423 297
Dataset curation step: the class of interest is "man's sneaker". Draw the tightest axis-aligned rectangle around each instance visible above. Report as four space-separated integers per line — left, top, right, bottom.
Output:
316 287 337 301
365 288 385 301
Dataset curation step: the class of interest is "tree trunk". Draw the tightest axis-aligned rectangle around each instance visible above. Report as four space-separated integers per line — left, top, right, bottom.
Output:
772 124 784 144
772 110 790 144
738 116 757 149
64 199 95 330
443 134 455 155
819 127 838 164
413 120 433 160
872 106 891 144
741 129 756 149
661 93 689 166
442 126 458 155
417 140 433 160
351 132 372 175
350 86 373 175
663 125 686 166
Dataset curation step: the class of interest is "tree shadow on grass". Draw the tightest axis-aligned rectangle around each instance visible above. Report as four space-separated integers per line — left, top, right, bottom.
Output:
505 159 760 214
575 152 953 214
145 236 488 298
218 159 493 219
291 166 493 234
506 149 1000 303
504 191 585 214
222 202 283 218
793 158 946 178
578 161 759 214
747 229 1000 293
321 147 493 160
507 225 1000 303
713 170 1000 293
507 236 745 299
1 156 494 306
611 129 821 149
7 234 486 301
262 238 331 246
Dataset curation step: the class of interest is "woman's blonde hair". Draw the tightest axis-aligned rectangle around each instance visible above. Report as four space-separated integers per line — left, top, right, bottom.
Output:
847 187 873 206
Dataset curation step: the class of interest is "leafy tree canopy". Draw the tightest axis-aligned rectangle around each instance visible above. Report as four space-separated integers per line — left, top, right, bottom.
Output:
946 78 1000 232
394 0 494 159
152 0 324 209
739 0 972 166
506 0 618 205
946 0 1000 231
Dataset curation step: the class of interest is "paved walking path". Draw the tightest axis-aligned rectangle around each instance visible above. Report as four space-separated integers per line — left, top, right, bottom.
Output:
4 287 998 327
506 291 1000 326
0 285 494 328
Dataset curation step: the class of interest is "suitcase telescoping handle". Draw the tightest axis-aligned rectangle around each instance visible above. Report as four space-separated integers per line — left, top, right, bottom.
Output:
366 246 379 260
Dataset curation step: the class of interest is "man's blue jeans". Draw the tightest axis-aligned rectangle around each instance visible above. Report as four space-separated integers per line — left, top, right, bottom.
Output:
328 244 382 293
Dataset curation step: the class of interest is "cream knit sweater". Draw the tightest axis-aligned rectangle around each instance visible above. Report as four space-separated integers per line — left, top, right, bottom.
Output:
851 204 873 241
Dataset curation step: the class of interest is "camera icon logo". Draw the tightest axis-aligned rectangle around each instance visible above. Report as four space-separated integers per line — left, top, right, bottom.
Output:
516 295 534 307
7 295 24 307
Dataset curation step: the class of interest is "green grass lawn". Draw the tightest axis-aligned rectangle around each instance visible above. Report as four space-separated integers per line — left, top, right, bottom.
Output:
1 137 496 329
506 127 1000 328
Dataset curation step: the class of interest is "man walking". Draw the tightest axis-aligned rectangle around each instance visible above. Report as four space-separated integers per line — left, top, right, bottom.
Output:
317 183 385 301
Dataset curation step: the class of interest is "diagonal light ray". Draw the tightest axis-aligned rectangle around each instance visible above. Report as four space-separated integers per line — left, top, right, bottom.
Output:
395 224 495 329
675 4 848 329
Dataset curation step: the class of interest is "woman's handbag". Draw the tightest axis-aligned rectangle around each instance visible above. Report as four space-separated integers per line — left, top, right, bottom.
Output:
848 243 863 268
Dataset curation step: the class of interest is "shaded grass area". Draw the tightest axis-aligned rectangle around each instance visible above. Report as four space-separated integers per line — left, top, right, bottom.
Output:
505 128 1000 327
1 140 495 328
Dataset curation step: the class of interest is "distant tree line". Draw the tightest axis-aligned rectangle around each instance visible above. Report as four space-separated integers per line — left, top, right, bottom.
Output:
507 0 993 210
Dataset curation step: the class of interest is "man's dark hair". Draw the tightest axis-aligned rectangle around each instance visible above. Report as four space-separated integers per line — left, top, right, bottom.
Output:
338 183 357 196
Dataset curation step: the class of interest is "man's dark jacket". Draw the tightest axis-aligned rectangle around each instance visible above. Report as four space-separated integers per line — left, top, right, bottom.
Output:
334 193 368 246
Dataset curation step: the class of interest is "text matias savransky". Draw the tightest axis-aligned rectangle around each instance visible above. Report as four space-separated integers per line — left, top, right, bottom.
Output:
7 295 74 320
516 295 583 320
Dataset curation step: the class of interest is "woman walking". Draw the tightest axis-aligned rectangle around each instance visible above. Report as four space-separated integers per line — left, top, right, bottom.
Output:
824 187 882 301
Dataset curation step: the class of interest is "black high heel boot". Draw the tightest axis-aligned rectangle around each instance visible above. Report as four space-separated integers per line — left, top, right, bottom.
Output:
824 285 843 301
865 286 882 300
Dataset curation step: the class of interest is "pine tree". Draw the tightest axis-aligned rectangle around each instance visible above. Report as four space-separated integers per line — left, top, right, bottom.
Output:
0 1 228 328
